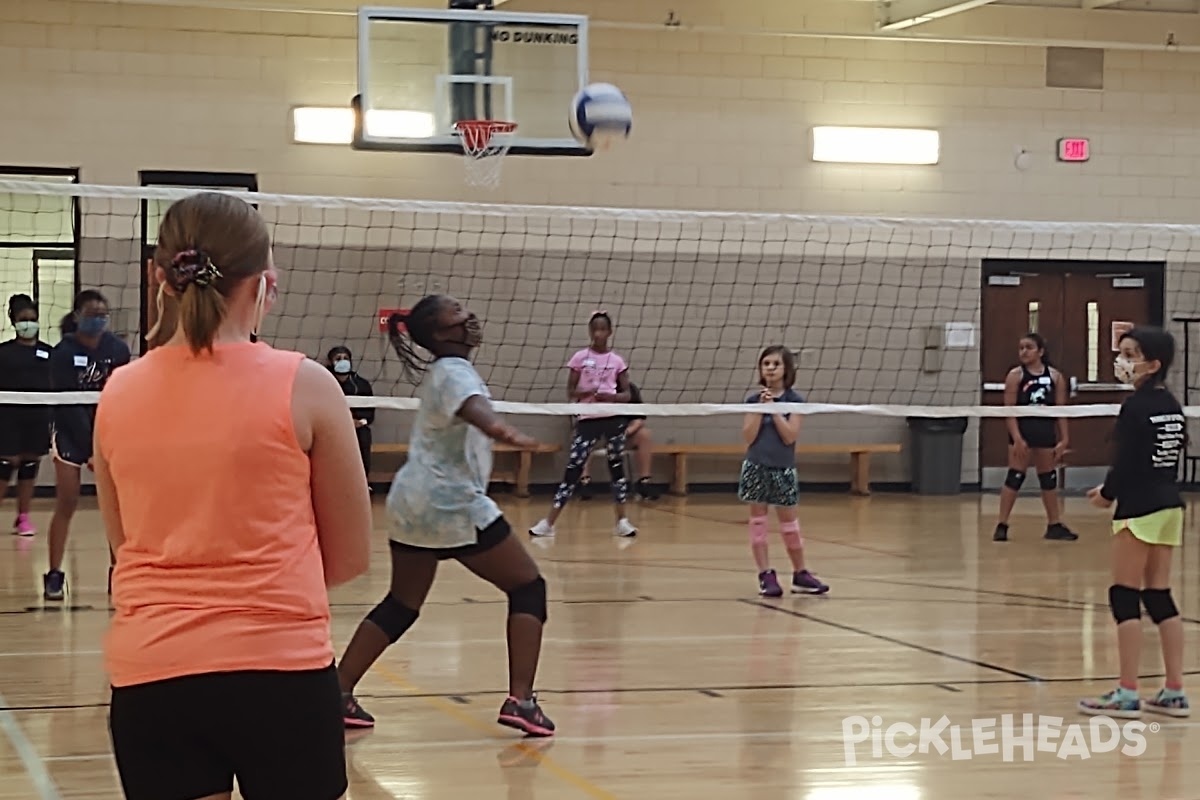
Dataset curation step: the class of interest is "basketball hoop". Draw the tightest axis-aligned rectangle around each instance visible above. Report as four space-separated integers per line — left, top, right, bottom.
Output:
453 120 517 188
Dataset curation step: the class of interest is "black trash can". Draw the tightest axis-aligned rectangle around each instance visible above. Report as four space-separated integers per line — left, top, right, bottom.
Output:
906 416 969 496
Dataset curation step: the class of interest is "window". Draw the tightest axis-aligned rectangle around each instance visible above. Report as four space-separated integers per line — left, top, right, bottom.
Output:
0 167 80 346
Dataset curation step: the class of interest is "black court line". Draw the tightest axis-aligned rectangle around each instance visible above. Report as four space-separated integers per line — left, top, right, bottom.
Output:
9 669 1200 713
741 599 1044 682
935 684 963 693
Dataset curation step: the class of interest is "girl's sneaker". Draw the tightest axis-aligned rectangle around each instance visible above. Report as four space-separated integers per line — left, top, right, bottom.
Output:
758 569 783 597
1079 687 1141 719
528 519 555 537
13 513 35 537
1144 688 1190 718
498 694 555 737
792 570 829 594
614 518 637 537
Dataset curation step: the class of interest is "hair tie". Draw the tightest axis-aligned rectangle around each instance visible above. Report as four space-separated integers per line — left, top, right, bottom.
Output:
169 249 223 291
589 309 608 321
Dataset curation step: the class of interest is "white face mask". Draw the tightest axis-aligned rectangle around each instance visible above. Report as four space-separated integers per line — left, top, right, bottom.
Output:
1114 356 1139 385
333 359 351 374
14 321 38 340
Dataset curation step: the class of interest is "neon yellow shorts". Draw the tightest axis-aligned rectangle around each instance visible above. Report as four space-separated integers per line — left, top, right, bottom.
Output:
1113 507 1184 547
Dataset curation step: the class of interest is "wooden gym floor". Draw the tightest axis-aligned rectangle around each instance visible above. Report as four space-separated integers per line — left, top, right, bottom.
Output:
2 491 1200 799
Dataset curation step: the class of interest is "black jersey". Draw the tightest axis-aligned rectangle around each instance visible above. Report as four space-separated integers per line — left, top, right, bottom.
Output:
0 338 55 441
1014 365 1057 446
0 338 53 393
49 332 131 453
1100 384 1185 520
1017 365 1055 407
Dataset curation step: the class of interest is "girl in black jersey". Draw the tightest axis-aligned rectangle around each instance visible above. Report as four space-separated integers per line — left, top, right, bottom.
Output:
0 295 53 537
993 333 1076 542
1080 327 1188 719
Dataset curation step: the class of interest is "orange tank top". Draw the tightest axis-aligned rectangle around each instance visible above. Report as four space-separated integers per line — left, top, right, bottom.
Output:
97 341 333 688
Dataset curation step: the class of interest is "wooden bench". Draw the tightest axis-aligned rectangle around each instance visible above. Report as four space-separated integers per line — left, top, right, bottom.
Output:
371 442 560 498
653 442 903 496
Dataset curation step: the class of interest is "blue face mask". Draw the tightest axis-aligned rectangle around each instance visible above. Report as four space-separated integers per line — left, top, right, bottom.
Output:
77 315 108 337
333 359 352 374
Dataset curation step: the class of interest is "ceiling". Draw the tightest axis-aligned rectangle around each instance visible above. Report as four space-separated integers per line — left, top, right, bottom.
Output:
875 0 1200 33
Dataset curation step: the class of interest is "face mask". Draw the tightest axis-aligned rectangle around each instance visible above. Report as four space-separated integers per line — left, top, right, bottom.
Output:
333 359 351 374
77 315 108 337
1114 356 1139 385
14 321 38 340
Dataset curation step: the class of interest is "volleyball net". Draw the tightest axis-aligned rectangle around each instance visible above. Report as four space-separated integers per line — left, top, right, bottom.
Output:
2 178 1200 438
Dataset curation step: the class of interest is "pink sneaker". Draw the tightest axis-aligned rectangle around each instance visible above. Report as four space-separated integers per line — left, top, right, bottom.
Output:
14 513 35 537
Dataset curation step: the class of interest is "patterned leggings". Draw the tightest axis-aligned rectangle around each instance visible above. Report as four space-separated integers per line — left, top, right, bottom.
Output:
553 417 629 508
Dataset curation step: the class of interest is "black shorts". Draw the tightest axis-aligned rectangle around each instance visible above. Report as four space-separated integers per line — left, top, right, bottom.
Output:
51 427 90 467
1012 419 1057 450
0 408 51 457
389 515 511 561
109 664 347 800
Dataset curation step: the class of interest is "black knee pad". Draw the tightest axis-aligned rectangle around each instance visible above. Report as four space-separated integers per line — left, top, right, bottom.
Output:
1142 588 1179 624
365 594 419 644
1037 471 1057 491
17 460 39 481
0 460 13 482
1004 469 1026 491
508 576 548 623
1110 585 1142 624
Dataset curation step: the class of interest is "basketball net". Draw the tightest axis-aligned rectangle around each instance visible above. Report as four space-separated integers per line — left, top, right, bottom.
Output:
453 120 517 189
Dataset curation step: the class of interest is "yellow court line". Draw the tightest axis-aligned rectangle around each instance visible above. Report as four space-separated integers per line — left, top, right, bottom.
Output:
374 664 618 800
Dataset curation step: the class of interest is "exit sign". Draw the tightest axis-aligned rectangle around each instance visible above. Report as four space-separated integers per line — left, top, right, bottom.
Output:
1057 138 1090 162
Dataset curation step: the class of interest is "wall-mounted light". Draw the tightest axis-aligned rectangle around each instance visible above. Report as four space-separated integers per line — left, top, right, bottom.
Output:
291 106 436 144
811 126 940 165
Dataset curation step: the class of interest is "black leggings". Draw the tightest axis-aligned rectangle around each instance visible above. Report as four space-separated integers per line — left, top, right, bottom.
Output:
553 417 628 508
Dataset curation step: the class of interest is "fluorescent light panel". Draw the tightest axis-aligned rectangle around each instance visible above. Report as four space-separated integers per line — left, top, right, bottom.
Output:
811 126 940 165
292 106 436 144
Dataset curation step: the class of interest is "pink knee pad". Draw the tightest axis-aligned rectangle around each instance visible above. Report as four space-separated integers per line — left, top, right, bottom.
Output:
780 520 803 549
748 516 769 545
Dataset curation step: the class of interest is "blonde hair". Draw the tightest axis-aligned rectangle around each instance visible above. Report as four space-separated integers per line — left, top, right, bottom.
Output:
148 193 270 354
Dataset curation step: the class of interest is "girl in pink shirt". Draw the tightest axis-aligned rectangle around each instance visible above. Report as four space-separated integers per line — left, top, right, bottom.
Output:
529 311 637 538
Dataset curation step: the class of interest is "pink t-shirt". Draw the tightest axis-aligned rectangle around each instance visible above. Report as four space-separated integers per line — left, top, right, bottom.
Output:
568 347 628 420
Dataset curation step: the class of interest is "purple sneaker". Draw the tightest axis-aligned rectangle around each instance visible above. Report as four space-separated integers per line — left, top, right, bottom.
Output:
792 570 829 595
758 569 783 597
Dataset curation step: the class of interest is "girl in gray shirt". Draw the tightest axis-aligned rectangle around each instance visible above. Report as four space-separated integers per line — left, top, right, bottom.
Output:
738 346 829 598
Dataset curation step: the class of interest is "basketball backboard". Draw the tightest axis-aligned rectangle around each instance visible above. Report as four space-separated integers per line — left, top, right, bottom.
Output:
353 6 591 156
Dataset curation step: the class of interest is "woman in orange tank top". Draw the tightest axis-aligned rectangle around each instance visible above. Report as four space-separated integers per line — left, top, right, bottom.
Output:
93 192 371 800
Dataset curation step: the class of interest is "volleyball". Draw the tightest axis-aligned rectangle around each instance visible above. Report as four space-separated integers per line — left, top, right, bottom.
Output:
568 82 632 150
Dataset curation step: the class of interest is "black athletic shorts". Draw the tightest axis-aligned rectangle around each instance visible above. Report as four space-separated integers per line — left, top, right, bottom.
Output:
389 515 511 561
109 663 347 800
0 408 50 457
1012 419 1058 450
51 427 90 468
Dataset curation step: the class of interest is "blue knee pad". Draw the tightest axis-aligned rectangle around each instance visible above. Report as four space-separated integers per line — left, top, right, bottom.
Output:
508 576 548 623
365 594 419 644
1110 585 1141 624
1142 588 1179 624
17 460 38 481
1004 469 1026 491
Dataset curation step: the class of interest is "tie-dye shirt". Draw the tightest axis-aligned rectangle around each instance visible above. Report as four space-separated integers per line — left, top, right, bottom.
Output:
386 356 501 548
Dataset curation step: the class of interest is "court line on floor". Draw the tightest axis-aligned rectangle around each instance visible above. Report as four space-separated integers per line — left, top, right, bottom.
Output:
742 599 1044 682
372 663 618 800
12 666 1200 713
0 688 63 800
41 714 1200 764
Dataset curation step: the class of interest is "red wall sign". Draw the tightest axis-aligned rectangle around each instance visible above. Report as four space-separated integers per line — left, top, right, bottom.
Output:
378 308 408 333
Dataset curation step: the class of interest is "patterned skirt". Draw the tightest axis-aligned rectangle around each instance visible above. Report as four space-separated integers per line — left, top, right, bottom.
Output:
737 460 799 507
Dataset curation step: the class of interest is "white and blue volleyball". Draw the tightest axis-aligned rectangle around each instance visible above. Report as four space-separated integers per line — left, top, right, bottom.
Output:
568 83 632 150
